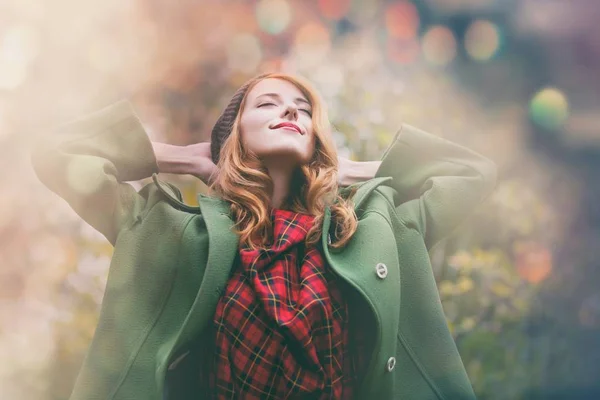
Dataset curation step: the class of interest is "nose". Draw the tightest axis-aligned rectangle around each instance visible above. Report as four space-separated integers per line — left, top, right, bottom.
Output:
282 104 298 120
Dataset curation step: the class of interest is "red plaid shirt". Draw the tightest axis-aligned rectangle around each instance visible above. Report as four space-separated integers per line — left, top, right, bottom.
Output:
207 208 361 399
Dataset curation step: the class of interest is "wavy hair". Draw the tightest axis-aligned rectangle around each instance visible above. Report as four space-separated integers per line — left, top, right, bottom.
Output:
210 73 358 250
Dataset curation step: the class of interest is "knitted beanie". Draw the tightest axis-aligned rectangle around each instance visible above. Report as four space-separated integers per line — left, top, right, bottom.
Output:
210 74 270 164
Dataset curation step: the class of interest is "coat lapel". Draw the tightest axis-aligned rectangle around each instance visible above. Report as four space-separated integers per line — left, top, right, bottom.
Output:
168 195 239 352
349 176 393 211
195 194 239 321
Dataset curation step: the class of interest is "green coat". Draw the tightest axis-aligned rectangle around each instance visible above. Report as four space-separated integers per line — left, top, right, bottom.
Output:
32 100 497 399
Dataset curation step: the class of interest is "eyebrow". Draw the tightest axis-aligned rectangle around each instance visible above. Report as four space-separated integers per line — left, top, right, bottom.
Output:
256 93 311 107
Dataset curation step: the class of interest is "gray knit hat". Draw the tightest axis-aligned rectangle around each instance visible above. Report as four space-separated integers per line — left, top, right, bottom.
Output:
210 74 270 164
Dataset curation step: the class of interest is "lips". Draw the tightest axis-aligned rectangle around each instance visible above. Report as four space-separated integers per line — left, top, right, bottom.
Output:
271 122 303 135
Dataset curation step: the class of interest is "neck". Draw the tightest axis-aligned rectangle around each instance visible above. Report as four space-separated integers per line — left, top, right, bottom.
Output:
263 159 295 210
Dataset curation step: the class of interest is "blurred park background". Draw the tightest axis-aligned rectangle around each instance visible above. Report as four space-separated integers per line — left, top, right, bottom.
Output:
2 0 600 398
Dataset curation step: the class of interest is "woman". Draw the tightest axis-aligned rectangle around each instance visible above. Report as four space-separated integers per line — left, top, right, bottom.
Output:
32 72 496 399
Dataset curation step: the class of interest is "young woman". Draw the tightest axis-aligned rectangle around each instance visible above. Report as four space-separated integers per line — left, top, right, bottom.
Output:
32 72 496 399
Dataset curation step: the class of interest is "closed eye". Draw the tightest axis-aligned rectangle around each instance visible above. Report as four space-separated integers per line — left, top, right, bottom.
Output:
258 103 312 116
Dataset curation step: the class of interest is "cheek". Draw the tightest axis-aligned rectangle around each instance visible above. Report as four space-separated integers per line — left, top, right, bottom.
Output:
239 115 264 147
240 114 254 136
241 109 273 132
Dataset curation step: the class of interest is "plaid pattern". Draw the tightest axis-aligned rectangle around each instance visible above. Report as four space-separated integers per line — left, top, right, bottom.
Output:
207 209 360 399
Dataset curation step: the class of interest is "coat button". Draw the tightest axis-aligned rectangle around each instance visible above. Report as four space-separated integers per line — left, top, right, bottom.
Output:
375 263 388 279
386 356 396 372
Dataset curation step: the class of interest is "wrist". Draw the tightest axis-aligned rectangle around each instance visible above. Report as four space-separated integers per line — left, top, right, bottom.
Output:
152 142 194 175
343 160 381 185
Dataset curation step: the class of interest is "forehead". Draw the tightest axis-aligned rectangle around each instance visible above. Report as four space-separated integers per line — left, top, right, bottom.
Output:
247 78 308 102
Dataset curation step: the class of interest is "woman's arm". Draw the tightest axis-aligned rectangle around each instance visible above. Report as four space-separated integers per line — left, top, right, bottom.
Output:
375 124 497 249
154 141 219 185
152 142 196 176
31 100 159 244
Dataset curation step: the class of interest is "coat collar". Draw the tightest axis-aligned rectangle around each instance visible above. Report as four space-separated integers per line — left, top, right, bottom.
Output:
346 176 392 211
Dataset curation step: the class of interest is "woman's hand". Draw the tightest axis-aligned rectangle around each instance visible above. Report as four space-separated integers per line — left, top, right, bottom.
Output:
186 142 219 185
337 156 381 187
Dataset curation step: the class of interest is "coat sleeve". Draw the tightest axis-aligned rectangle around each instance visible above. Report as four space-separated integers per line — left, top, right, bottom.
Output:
375 124 497 249
31 100 159 245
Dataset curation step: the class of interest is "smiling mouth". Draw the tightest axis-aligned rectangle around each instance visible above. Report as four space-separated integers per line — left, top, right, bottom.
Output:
271 123 303 135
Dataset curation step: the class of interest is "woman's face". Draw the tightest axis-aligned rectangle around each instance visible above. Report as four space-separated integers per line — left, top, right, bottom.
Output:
239 78 316 167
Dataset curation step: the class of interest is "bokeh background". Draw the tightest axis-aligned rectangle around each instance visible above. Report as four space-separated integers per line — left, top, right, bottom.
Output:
2 0 600 398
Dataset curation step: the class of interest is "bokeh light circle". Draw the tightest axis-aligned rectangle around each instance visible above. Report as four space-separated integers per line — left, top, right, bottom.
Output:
465 20 501 61
387 38 420 65
255 0 292 35
385 1 420 40
0 24 39 90
293 22 331 68
318 0 351 21
3 24 39 65
422 25 456 66
514 241 552 284
227 34 262 74
346 1 380 26
529 87 569 130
